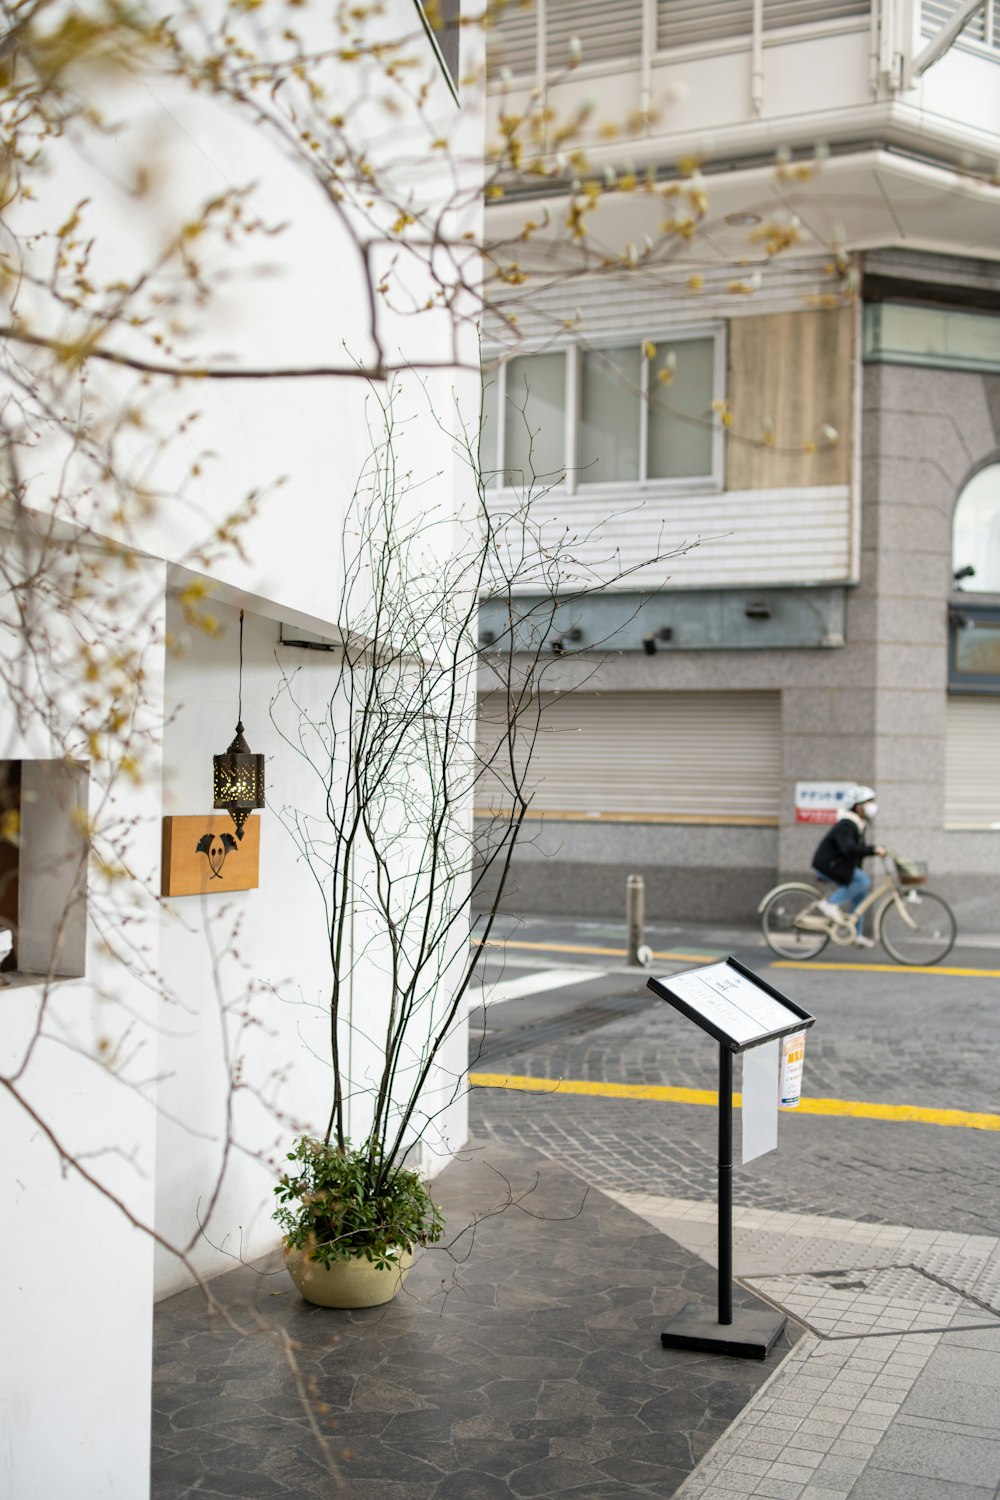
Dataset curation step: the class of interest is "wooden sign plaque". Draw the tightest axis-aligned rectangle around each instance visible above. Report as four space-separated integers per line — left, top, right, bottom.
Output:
161 814 261 897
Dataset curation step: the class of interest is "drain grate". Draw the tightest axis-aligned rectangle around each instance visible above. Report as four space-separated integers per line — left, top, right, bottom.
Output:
741 1262 1000 1341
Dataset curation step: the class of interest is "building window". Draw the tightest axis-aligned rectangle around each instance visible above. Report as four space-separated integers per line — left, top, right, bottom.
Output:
949 605 1000 694
481 331 723 493
953 462 1000 595
864 303 1000 374
0 759 89 983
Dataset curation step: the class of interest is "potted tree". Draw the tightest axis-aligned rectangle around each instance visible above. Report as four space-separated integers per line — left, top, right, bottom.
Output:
274 1136 445 1307
271 384 686 1307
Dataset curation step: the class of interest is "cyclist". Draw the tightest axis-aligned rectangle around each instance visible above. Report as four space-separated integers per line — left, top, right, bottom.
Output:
807 785 886 948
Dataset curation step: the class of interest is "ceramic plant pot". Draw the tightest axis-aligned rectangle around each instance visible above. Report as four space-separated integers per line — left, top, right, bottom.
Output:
283 1240 413 1308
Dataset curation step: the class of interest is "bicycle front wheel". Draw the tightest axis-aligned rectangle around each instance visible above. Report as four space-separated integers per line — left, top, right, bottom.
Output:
760 885 830 960
878 890 956 966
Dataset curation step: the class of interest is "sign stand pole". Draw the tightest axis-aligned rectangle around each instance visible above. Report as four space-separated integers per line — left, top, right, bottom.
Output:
718 1043 733 1328
660 1040 787 1359
648 956 813 1360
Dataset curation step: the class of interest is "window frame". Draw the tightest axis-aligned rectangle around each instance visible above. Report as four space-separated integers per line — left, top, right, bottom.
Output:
489 324 726 496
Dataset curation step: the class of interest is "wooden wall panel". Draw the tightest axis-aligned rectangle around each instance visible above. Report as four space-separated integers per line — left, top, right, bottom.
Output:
726 308 853 491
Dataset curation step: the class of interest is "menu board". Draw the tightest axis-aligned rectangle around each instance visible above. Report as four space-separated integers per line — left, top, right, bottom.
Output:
652 960 807 1049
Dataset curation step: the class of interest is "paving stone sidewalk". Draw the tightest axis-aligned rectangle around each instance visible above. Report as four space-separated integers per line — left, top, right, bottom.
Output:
466 939 1000 1499
152 1144 797 1499
153 929 1000 1496
601 1195 1000 1500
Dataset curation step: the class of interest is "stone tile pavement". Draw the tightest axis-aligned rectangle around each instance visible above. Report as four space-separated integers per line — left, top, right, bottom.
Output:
152 1155 1000 1498
614 1193 1000 1500
153 932 1000 1496
152 1145 798 1499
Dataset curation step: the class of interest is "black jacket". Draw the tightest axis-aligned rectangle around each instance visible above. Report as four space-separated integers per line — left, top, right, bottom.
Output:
812 815 876 886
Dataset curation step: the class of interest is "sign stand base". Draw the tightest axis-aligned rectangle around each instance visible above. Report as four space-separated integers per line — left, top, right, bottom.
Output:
665 1308 791 1368
661 1301 787 1360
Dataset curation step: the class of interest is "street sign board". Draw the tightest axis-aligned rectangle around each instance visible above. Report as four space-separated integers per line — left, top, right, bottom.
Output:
647 957 815 1359
794 780 856 824
647 957 814 1054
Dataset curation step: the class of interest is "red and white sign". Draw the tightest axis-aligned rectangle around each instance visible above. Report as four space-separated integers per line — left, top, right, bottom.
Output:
794 781 855 825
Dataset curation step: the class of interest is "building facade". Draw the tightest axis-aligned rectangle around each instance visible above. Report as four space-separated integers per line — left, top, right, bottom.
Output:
477 0 1000 931
0 6 481 1495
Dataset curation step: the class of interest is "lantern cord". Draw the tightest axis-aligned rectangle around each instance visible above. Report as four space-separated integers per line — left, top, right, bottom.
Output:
238 608 244 723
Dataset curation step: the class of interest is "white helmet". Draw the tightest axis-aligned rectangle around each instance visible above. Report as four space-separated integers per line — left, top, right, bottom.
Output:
848 784 875 809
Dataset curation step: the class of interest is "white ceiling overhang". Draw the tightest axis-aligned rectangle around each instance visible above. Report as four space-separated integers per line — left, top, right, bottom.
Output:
485 146 1000 272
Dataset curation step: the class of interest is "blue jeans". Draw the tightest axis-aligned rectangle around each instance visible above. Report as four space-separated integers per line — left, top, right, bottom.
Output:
814 867 871 935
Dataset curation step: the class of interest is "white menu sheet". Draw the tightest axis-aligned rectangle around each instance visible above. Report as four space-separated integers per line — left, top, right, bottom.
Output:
662 961 798 1046
742 1039 779 1163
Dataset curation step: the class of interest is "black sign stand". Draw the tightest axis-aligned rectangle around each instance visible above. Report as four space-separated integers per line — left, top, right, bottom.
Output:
647 956 815 1360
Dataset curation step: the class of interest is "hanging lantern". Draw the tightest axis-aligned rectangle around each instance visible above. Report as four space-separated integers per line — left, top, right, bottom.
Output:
213 609 265 840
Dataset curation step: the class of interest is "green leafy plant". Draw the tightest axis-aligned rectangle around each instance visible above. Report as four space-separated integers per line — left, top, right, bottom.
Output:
273 1136 445 1270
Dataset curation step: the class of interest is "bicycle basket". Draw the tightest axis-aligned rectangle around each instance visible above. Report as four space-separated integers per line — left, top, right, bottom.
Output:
895 857 928 886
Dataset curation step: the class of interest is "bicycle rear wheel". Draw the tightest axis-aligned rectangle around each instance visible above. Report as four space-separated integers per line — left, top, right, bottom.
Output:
878 890 956 966
760 885 830 959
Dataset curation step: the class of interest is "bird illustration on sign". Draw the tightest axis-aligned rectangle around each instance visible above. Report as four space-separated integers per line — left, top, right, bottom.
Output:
195 830 239 879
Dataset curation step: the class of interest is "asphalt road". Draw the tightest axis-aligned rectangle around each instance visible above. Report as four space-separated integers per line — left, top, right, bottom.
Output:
468 915 1000 1238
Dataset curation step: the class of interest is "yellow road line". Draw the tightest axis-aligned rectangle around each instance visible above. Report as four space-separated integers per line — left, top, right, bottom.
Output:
471 1073 718 1106
472 937 717 963
772 961 1000 978
468 1072 1000 1132
474 941 1000 978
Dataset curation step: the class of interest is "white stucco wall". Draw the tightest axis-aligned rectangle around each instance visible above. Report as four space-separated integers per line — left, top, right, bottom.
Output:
154 596 473 1299
154 603 341 1296
0 2 484 1494
0 560 166 1500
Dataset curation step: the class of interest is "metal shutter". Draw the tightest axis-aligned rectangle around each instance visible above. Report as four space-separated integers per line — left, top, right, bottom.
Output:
945 696 1000 828
477 689 781 820
657 0 868 50
489 0 872 76
920 0 992 44
487 1 538 77
545 0 643 69
762 0 869 25
488 0 643 75
658 0 753 48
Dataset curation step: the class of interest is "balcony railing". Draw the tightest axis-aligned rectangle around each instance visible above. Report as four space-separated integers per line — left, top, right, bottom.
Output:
487 0 999 84
488 0 868 80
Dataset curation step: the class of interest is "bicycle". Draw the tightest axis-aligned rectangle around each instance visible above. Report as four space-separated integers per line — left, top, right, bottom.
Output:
758 852 957 966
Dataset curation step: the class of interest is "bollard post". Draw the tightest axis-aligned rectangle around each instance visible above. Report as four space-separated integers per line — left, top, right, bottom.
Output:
626 873 645 966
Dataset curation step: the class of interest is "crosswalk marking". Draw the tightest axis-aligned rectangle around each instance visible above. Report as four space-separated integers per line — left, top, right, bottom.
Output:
475 967 605 1006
